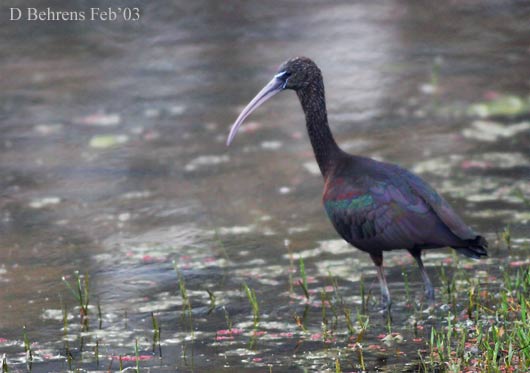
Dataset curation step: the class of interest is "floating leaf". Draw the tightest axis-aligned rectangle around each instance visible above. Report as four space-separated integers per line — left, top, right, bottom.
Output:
468 94 530 118
89 134 128 148
462 120 530 142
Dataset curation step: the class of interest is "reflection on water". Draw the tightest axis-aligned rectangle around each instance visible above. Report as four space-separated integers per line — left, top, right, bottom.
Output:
1 0 529 370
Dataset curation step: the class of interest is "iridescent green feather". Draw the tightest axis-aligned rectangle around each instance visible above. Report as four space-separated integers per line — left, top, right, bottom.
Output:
324 194 374 217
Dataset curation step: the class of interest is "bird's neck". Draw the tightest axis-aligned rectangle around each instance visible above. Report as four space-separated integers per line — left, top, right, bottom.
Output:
296 79 341 178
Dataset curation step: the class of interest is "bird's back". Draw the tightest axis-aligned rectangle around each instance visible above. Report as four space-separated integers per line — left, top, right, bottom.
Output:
323 154 487 257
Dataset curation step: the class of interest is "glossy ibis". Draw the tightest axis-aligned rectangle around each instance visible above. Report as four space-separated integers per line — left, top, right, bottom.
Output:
226 57 487 310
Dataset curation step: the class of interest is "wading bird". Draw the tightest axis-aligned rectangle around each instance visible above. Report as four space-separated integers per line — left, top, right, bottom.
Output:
226 57 487 310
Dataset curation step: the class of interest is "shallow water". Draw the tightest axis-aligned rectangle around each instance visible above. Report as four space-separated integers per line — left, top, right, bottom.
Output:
1 0 529 371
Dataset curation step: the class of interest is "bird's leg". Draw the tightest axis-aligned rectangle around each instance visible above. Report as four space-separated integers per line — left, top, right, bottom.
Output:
410 250 435 306
370 253 391 311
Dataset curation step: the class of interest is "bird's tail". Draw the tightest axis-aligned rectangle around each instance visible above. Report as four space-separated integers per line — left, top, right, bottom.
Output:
455 235 488 259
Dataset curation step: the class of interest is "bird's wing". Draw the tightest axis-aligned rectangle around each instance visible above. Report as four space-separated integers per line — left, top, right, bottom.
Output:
401 169 478 241
323 175 442 250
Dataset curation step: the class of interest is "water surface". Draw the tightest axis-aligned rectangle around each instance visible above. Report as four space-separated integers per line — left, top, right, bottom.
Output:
1 0 529 371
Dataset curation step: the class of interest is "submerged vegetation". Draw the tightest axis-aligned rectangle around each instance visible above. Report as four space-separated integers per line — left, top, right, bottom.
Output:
1 233 530 371
467 94 530 118
424 264 530 372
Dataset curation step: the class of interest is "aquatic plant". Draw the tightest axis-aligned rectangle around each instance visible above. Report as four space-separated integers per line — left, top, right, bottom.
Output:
62 271 90 331
173 263 193 336
1 353 7 373
242 282 260 329
151 312 161 356
22 325 32 371
298 257 310 300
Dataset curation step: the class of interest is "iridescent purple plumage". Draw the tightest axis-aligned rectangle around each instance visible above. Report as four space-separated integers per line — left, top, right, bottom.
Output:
323 156 487 257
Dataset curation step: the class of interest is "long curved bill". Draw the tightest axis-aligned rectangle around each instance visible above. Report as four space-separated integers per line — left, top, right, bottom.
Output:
226 74 285 146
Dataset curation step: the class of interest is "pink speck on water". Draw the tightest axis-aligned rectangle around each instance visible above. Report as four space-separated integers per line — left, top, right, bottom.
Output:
0 338 7 343
412 338 423 343
143 130 160 141
142 255 165 263
323 285 335 292
510 261 529 267
252 357 263 362
76 113 120 126
112 355 154 361
484 90 499 100
269 332 294 339
443 257 453 265
291 131 303 139
305 276 317 284
461 160 490 170
216 328 243 336
252 331 266 336
180 255 192 261
289 293 307 301
310 333 322 341
241 121 262 133
377 333 387 339
203 257 216 263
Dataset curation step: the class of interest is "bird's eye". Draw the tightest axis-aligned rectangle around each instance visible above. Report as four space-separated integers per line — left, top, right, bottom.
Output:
275 71 291 80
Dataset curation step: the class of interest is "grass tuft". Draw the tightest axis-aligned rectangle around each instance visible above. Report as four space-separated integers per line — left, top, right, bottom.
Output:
206 289 216 314
422 265 530 371
62 271 90 331
298 257 310 300
1 354 8 373
135 338 140 373
151 312 161 356
242 282 260 330
173 262 193 337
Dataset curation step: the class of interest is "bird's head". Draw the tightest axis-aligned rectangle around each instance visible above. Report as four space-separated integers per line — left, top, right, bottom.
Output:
277 56 322 90
226 57 321 146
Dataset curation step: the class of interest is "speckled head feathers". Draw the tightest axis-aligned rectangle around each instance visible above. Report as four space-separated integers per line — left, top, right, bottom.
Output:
276 57 322 90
